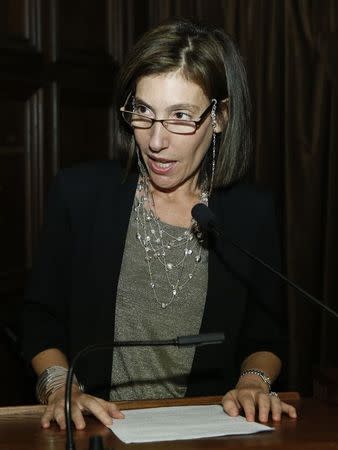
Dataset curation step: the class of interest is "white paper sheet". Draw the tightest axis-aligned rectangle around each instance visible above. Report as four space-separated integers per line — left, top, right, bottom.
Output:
109 404 273 443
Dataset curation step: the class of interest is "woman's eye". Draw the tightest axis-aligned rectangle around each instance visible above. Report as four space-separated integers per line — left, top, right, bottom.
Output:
173 111 191 120
135 104 152 116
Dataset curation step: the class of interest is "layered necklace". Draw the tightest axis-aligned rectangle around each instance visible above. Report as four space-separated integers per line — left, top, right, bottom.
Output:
134 175 208 309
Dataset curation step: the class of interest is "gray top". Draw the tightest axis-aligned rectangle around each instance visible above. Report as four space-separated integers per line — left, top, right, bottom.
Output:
110 199 208 401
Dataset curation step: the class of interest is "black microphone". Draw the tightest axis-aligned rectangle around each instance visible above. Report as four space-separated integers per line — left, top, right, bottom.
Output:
65 333 225 450
191 203 338 321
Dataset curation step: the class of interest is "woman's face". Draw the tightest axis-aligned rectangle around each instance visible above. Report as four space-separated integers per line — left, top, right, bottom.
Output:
133 71 215 194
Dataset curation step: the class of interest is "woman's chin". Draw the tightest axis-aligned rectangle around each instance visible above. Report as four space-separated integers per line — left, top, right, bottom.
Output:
148 172 200 195
148 175 180 193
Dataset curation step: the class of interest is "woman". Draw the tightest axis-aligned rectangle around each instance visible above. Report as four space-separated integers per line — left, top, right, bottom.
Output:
22 18 297 430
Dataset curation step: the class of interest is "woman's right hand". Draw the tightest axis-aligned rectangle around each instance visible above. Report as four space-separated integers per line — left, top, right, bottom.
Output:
41 386 125 430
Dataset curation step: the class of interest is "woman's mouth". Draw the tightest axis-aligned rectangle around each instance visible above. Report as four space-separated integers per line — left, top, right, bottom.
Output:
148 157 177 175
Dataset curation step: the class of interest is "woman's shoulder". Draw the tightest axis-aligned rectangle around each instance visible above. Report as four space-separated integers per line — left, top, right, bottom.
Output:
57 159 123 183
46 160 133 209
212 182 279 225
214 182 276 206
50 160 128 194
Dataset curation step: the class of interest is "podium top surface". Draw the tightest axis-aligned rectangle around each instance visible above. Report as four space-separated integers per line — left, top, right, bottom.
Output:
1 394 338 450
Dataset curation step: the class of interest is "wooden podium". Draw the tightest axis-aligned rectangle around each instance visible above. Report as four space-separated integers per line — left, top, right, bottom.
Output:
1 393 338 450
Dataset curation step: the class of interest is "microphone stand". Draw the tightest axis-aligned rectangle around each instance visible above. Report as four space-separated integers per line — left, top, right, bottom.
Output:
65 333 225 450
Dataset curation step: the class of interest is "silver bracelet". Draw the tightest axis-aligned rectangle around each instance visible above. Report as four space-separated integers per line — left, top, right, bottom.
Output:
36 365 84 405
239 368 272 392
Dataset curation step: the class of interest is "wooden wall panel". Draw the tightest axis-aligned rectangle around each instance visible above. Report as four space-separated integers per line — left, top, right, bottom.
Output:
0 0 27 39
25 90 45 263
0 0 41 52
58 0 108 61
59 104 110 167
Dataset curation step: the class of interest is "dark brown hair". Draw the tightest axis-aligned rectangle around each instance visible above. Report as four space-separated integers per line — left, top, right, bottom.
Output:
113 18 252 188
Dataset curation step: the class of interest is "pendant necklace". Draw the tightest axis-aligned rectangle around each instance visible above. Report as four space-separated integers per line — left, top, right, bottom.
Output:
134 175 208 309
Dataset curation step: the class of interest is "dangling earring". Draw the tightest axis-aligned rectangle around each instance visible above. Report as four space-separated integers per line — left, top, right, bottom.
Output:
136 147 148 179
209 98 217 195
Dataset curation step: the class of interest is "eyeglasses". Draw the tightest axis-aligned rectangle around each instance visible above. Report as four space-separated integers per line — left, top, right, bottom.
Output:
120 102 214 135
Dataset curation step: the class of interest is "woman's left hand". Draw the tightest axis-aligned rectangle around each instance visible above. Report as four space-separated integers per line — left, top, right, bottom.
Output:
222 385 297 422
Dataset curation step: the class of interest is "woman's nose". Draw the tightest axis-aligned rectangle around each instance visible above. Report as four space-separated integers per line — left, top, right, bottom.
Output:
148 121 169 152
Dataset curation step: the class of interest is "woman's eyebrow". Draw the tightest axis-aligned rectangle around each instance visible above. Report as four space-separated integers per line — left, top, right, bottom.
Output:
134 97 153 110
135 97 200 113
168 103 200 112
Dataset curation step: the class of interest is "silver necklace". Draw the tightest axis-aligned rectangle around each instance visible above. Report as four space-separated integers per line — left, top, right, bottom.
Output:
134 176 208 309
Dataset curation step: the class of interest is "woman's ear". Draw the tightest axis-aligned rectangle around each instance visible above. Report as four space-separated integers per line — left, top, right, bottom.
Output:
215 98 229 133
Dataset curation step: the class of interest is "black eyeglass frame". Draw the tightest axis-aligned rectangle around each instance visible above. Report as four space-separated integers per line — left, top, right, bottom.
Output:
119 101 215 134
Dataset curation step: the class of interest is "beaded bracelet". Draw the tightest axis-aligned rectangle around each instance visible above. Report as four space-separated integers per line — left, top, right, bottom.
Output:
239 368 272 392
36 365 84 405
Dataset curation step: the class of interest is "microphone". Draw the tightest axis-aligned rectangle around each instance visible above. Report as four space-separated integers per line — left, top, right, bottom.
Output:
65 333 225 450
191 203 338 321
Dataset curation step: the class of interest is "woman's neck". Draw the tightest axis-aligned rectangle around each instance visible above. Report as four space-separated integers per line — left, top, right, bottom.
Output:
148 179 204 228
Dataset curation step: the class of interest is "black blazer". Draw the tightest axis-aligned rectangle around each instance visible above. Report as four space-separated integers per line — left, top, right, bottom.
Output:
22 161 286 399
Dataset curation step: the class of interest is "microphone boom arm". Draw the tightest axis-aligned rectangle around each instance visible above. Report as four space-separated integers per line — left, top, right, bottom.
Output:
225 237 338 320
